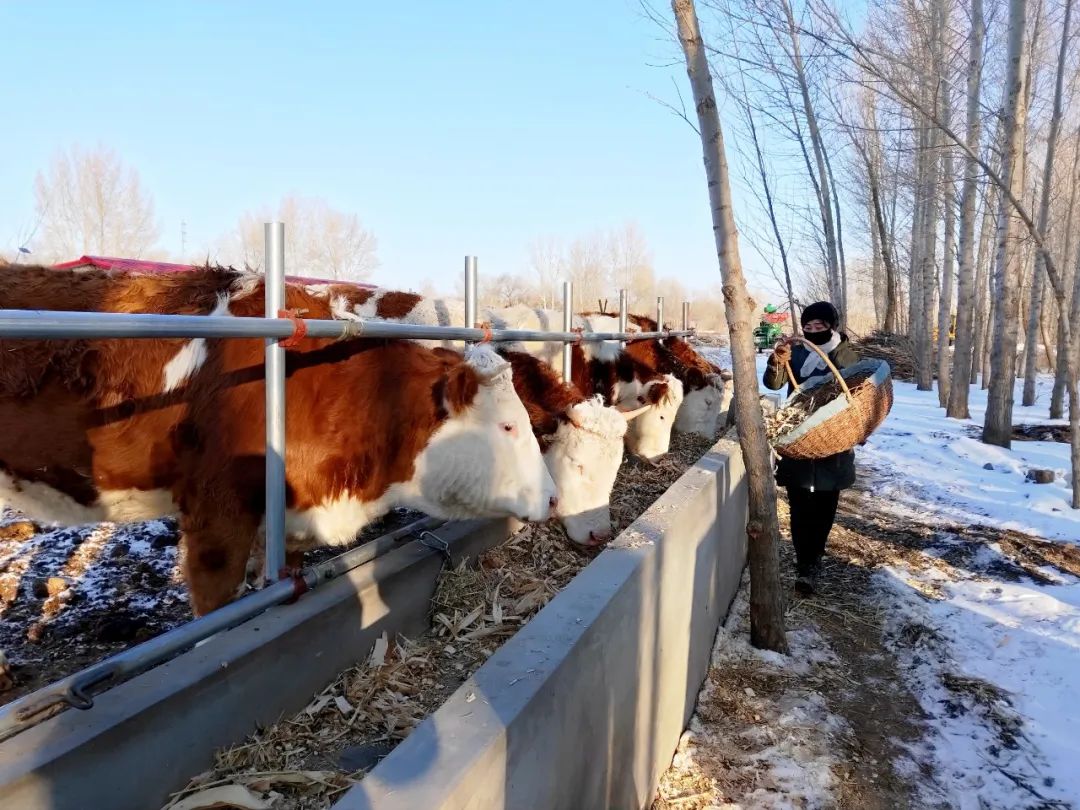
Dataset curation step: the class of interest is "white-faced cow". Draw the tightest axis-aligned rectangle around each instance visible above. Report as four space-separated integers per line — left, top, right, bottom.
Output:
459 348 627 546
323 289 685 459
0 265 556 615
623 314 731 438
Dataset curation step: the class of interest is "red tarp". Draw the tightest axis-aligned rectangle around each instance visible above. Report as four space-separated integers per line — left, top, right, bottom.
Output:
52 255 376 290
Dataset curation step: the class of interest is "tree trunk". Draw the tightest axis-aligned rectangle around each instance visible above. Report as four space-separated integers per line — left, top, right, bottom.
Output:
918 0 945 393
909 120 928 353
823 143 849 315
1069 222 1080 506
1051 136 1080 418
973 183 998 386
983 0 1030 448
672 0 788 652
947 0 984 419
917 115 941 392
869 189 884 326
938 158 956 407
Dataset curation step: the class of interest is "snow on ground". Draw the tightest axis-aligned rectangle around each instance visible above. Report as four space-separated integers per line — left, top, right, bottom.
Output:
854 374 1080 806
877 555 1080 808
678 341 1080 807
656 579 851 809
863 374 1079 544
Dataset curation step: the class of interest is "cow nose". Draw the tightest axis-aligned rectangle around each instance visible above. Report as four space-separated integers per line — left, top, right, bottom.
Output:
588 529 613 546
549 495 559 513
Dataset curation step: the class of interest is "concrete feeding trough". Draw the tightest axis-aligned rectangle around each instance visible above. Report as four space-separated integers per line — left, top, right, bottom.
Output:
0 436 747 810
0 518 515 810
337 437 747 810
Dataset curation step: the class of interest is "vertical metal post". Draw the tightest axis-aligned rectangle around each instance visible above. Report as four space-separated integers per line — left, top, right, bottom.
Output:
618 289 628 347
562 280 573 384
464 256 478 330
264 222 287 583
656 296 665 332
682 301 691 332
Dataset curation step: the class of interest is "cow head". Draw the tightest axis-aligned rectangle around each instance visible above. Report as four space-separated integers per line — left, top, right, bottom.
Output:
673 367 725 439
418 345 558 523
620 374 685 459
543 396 627 546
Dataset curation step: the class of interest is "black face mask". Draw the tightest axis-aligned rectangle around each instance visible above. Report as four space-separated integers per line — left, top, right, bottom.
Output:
804 329 834 346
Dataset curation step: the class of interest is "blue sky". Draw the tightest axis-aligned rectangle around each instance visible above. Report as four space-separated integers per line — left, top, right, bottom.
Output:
0 0 814 296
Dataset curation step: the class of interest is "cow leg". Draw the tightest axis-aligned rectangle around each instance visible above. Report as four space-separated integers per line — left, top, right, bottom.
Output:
182 511 260 617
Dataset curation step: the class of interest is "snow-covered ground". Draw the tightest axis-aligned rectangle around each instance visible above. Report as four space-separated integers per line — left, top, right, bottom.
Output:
667 344 1080 808
864 374 1079 543
657 581 851 809
863 375 1079 807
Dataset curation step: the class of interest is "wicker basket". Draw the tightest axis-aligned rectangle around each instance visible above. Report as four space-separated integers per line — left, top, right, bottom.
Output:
770 342 894 460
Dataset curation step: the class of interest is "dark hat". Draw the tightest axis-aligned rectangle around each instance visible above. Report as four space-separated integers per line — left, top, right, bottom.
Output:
800 301 840 328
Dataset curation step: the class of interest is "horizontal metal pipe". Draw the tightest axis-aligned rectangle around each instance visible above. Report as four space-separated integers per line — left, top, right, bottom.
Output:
0 309 692 343
0 515 443 744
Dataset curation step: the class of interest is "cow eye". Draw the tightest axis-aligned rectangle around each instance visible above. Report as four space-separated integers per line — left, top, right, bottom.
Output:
501 422 515 433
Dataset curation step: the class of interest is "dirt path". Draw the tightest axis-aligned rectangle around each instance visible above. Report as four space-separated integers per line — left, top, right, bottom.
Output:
655 468 1080 809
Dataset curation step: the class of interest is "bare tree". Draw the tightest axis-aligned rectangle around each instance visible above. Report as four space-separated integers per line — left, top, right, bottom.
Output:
1021 0 1073 406
780 0 845 310
672 0 788 653
487 273 537 307
983 0 1031 447
606 222 657 306
948 0 986 419
222 195 378 282
1051 133 1080 417
564 233 610 310
938 152 956 408
33 145 161 262
527 236 564 308
973 181 999 387
730 69 800 332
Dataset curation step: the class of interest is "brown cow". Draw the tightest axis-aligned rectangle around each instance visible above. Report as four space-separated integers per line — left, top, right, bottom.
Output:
624 314 731 438
324 291 686 459
0 265 556 615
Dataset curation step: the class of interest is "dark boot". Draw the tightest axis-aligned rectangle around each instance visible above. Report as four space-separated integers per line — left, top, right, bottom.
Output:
794 560 821 596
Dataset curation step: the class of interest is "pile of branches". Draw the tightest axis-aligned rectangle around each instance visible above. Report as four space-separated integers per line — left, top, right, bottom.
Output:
852 331 915 381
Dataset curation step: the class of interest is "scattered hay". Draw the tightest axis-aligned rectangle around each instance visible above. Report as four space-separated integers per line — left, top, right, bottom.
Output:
167 430 718 809
764 371 874 443
1012 423 1071 443
940 672 1022 751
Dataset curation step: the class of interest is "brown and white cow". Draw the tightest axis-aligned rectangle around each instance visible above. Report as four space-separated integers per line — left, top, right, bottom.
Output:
624 314 731 438
473 349 627 546
324 291 685 459
0 265 556 615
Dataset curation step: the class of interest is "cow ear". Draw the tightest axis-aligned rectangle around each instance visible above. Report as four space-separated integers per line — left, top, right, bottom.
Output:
443 364 480 415
646 381 669 406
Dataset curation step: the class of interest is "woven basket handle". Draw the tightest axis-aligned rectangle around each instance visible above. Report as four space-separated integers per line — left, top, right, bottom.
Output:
782 339 853 403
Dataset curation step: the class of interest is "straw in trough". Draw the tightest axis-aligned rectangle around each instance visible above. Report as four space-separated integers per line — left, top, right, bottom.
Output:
164 432 718 810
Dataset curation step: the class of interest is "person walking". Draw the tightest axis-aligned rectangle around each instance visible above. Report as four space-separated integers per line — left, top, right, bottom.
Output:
763 301 859 595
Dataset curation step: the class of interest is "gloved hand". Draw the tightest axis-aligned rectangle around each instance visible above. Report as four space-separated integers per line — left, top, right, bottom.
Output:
771 338 793 365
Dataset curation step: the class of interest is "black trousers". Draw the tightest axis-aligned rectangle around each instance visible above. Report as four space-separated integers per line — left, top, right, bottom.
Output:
787 487 840 574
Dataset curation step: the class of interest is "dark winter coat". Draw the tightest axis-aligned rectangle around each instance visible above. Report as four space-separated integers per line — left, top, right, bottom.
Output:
762 336 860 492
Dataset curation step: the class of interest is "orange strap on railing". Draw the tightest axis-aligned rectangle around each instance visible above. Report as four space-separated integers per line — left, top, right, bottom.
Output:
571 326 584 345
277 309 308 348
475 321 493 343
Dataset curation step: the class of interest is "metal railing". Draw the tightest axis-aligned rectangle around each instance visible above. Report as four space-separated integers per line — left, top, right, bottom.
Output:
0 222 698 739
